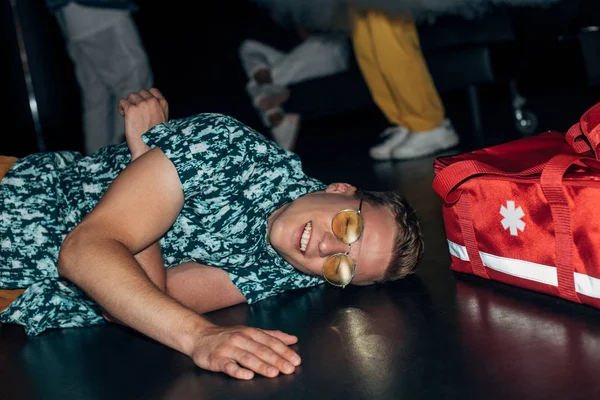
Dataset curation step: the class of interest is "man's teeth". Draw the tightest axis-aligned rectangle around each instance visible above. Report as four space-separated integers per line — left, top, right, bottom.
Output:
300 222 312 253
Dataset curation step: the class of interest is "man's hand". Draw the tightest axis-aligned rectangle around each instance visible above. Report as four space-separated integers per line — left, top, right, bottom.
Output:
190 325 302 380
119 88 169 161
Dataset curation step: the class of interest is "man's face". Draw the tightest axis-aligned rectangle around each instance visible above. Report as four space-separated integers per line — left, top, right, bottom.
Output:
268 183 396 285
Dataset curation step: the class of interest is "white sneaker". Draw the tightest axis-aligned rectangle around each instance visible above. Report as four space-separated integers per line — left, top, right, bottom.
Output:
369 126 411 160
391 119 459 160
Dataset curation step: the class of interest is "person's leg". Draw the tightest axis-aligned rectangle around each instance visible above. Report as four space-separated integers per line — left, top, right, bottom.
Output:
350 9 411 159
55 3 116 154
352 10 444 131
59 7 154 147
351 10 457 159
103 14 154 146
269 35 350 86
351 10 406 128
56 4 153 152
239 39 286 79
238 39 289 110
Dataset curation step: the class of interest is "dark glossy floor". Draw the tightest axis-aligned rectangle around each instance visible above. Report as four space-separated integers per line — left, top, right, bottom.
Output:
3 2 600 399
3 86 600 399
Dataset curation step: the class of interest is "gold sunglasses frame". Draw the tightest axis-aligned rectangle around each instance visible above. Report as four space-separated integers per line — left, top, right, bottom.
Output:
322 191 365 288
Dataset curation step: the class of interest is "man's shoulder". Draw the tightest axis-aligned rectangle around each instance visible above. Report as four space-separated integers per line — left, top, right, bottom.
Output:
168 113 286 153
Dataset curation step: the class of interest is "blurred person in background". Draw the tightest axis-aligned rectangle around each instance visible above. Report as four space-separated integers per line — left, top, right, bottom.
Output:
252 0 559 160
46 0 154 155
239 17 351 151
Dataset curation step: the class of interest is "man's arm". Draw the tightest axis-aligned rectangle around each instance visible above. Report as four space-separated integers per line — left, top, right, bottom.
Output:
122 88 169 291
113 88 241 315
58 148 300 380
102 242 166 324
135 242 166 291
119 88 168 161
166 263 246 314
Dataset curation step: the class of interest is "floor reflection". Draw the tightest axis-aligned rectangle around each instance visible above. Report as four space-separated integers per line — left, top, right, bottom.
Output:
456 277 600 399
329 307 397 398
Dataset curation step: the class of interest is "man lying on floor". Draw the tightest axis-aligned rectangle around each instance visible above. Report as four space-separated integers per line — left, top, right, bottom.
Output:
0 89 423 380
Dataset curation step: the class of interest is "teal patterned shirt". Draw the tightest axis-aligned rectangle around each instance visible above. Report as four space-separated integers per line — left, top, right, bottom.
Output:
0 113 325 335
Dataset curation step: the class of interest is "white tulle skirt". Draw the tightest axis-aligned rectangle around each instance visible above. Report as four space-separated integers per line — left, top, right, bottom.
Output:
254 0 560 31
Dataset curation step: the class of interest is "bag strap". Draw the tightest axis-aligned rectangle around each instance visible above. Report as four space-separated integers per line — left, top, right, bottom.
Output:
565 102 600 160
540 154 600 303
565 123 593 154
456 193 489 279
433 160 545 203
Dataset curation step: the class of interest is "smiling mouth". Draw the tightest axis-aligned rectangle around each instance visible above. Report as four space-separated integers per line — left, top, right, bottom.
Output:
300 221 312 254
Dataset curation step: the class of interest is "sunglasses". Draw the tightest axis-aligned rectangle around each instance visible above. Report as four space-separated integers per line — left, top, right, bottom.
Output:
322 191 365 288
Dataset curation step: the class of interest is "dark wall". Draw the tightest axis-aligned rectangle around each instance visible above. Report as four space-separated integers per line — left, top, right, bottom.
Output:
4 0 83 157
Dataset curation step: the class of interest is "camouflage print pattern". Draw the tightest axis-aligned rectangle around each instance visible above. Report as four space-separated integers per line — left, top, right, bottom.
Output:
0 113 325 335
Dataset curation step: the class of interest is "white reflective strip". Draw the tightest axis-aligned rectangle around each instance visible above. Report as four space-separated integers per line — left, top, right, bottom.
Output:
574 272 600 299
480 252 557 286
447 240 469 261
447 240 600 298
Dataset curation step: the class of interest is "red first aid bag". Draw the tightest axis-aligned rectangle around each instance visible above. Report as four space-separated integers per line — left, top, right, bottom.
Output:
433 102 600 308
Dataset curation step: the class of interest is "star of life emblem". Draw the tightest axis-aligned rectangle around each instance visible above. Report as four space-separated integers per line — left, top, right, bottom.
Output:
500 200 526 236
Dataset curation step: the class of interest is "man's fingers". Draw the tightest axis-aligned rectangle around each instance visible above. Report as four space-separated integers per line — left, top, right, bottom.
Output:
118 99 129 116
251 330 301 367
149 88 169 117
231 348 281 378
126 92 144 104
192 326 301 380
149 88 164 99
221 360 254 380
238 331 297 374
137 89 154 100
263 329 299 346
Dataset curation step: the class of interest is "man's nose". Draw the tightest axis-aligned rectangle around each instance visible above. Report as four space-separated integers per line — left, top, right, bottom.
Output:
318 232 350 257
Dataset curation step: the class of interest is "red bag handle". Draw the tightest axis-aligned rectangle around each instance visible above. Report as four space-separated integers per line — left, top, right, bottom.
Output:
455 193 489 279
433 160 545 203
436 102 600 201
540 154 600 303
565 102 600 160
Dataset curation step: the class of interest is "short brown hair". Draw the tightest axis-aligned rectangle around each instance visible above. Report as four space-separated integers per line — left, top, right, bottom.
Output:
361 190 424 281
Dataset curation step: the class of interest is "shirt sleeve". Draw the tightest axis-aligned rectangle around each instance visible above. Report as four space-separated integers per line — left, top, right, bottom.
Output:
222 250 324 305
141 113 246 201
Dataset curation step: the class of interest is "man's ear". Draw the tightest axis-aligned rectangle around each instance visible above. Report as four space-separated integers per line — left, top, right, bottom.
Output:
325 183 357 194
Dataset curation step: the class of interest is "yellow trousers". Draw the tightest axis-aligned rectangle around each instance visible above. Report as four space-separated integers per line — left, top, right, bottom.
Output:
0 156 24 312
351 10 444 132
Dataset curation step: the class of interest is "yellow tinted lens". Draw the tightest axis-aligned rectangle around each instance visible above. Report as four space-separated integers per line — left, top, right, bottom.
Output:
331 210 364 244
323 254 356 286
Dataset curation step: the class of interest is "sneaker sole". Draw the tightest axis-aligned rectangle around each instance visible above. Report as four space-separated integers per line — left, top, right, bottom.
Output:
390 138 460 160
369 131 411 160
369 151 397 161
